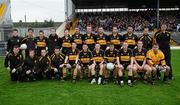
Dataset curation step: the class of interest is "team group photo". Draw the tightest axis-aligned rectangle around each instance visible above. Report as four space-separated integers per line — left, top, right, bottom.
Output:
0 0 180 105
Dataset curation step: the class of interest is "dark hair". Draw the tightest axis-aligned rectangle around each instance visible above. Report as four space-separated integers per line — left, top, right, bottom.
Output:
13 29 18 32
28 28 34 32
112 25 118 29
51 28 56 31
127 25 134 29
54 46 60 49
39 30 44 34
41 48 46 51
13 45 19 48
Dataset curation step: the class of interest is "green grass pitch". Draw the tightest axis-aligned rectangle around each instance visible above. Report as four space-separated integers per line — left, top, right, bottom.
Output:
0 50 180 105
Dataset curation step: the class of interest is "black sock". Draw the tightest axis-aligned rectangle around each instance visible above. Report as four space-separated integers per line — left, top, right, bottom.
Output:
119 77 123 81
163 75 168 81
128 76 132 81
152 75 155 81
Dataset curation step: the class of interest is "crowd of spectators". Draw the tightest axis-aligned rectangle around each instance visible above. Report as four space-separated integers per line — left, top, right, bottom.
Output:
76 10 180 32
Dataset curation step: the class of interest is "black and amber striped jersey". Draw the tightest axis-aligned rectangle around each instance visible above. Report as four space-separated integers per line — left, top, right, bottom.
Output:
139 34 153 50
133 48 147 65
72 33 83 50
79 50 93 64
92 49 104 63
95 34 108 50
104 49 117 63
60 35 73 48
122 33 138 49
108 34 122 49
34 36 48 48
34 36 48 56
118 48 133 63
59 35 73 55
146 49 166 66
66 48 79 63
51 53 64 68
82 34 96 51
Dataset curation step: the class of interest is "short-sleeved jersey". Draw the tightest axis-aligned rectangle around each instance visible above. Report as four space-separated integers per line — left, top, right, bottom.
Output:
133 48 147 65
66 48 79 64
104 49 117 63
95 34 108 50
79 50 92 64
146 49 166 66
122 33 138 49
92 49 104 63
118 48 133 64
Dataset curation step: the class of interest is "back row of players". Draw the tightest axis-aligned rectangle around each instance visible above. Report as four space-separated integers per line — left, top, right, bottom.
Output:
5 25 171 87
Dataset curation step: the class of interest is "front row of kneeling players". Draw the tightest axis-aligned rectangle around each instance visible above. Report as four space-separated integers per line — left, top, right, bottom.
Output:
4 41 171 86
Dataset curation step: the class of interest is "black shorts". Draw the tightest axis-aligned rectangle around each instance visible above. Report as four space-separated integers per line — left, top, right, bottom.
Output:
69 61 76 66
136 61 143 66
121 62 130 69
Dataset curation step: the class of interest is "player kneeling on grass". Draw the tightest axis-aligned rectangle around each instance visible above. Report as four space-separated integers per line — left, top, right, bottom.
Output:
103 43 118 84
4 45 24 82
146 44 171 84
50 46 65 80
35 49 51 80
133 41 152 84
63 43 79 82
116 42 134 87
72 44 93 83
91 43 104 84
22 50 37 81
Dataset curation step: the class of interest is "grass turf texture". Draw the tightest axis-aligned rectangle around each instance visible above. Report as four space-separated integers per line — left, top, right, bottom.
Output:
0 50 180 105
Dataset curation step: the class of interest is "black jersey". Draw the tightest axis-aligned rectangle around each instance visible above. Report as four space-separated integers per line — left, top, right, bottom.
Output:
108 34 122 49
139 34 153 50
66 48 79 64
48 34 60 56
122 33 138 49
95 34 108 50
23 56 37 70
79 50 92 64
21 36 36 50
4 52 24 70
133 48 147 65
92 49 104 63
36 55 51 71
72 33 83 50
82 33 96 51
34 36 48 56
104 49 117 63
51 53 65 68
154 31 171 49
60 35 73 54
118 48 133 64
7 36 23 52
